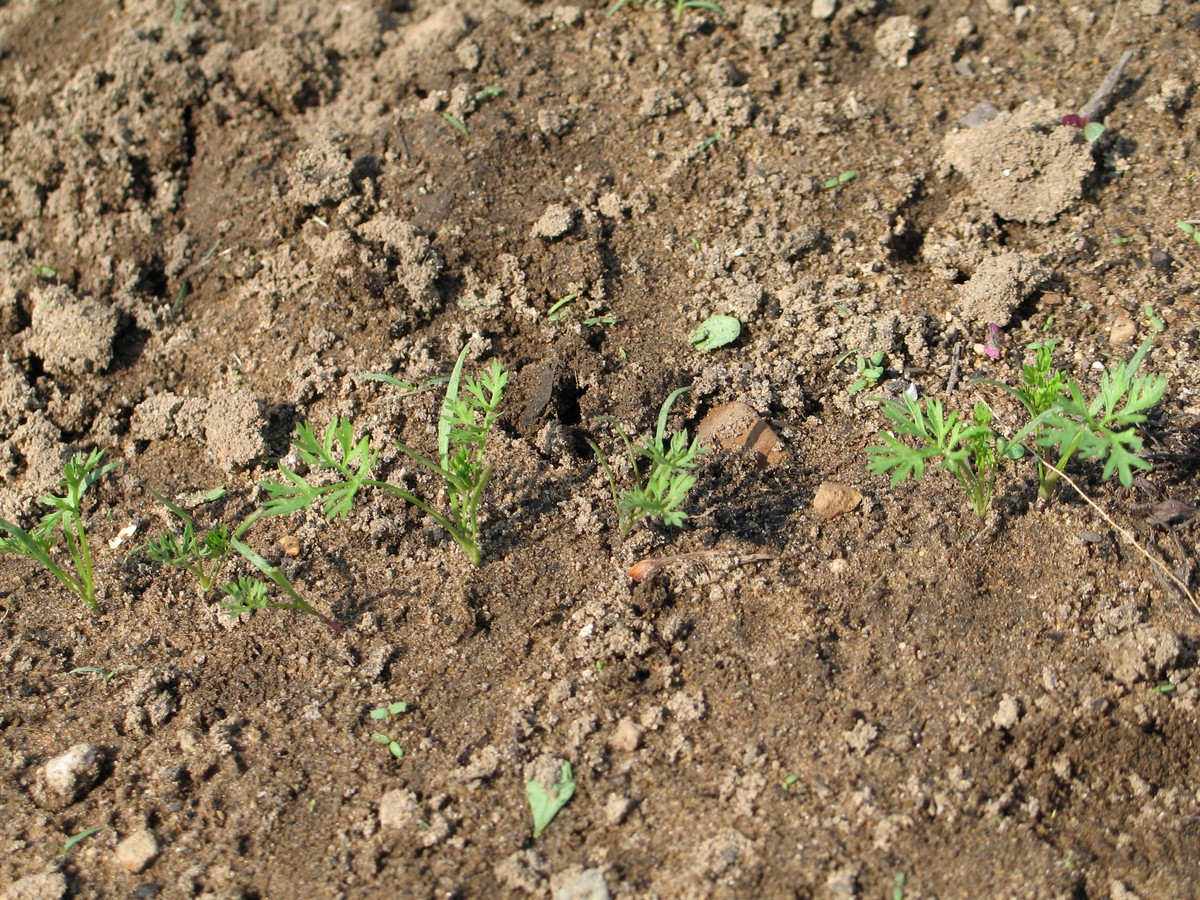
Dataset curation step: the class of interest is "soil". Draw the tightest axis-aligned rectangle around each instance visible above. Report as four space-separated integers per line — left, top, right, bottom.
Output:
2 1 1199 898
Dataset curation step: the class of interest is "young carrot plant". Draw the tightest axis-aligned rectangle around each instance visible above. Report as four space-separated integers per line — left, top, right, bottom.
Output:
137 490 237 596
589 386 708 537
0 450 120 610
261 345 508 566
867 396 1023 518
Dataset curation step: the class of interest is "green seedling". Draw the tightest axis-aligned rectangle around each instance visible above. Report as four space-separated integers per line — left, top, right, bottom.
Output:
589 387 708 536
893 872 906 900
781 775 799 792
689 314 741 351
837 349 886 393
137 490 238 597
0 450 120 611
691 129 723 159
583 315 618 328
1151 683 1176 695
442 113 469 139
867 396 1024 518
61 826 102 856
69 664 137 687
1083 121 1106 143
527 761 575 838
475 86 504 102
220 539 344 633
547 291 580 322
33 262 57 279
822 170 857 191
1177 221 1200 247
979 318 1166 500
608 0 726 21
266 345 508 566
369 702 408 758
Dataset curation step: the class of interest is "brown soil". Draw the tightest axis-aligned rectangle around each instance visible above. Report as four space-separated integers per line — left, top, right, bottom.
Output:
2 2 1199 898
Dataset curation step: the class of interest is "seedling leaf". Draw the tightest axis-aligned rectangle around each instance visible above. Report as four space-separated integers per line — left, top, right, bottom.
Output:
689 315 741 351
527 761 576 838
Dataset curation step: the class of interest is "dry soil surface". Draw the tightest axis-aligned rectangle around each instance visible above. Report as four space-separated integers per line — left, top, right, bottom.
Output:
1 1 1200 898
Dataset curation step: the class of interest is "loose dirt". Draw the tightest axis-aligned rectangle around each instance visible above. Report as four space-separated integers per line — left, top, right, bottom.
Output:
2 1 1199 897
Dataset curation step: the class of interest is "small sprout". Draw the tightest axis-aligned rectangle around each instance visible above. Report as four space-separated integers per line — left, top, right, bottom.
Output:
527 761 576 839
692 129 723 159
1177 221 1200 247
69 664 137 687
844 349 886 393
220 540 344 634
893 872 906 900
690 237 702 251
547 292 580 322
369 702 408 758
61 826 102 856
590 387 708 536
982 324 1003 361
822 170 857 191
582 315 618 328
1151 683 1176 694
308 798 317 813
475 86 504 101
33 262 57 279
608 0 725 22
442 112 469 139
781 774 799 792
0 450 121 611
136 489 235 597
1083 121 1106 143
689 314 741 351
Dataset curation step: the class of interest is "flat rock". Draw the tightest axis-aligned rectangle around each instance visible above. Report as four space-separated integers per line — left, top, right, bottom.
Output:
696 401 785 465
812 481 863 520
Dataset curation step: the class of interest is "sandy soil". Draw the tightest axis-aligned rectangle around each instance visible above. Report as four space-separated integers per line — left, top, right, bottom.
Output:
1 1 1199 897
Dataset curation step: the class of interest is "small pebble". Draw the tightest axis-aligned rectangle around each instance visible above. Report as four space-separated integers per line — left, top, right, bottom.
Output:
530 204 575 240
115 829 160 873
280 535 301 557
811 0 836 20
812 482 863 520
1109 316 1137 347
604 793 635 825
43 744 104 802
608 718 642 753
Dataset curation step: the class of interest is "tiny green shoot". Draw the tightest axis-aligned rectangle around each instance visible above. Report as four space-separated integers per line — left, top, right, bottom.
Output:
527 761 575 838
137 489 237 597
822 170 857 191
547 292 580 322
220 539 344 634
608 0 726 21
1177 221 1200 247
590 387 708 536
0 450 121 611
692 129 723 159
369 702 408 758
33 263 57 279
1083 121 1106 143
61 826 102 856
690 237 702 251
442 113 469 139
893 872 906 900
69 665 137 687
1151 683 1176 694
475 86 504 102
689 314 741 351
781 774 799 792
583 315 618 328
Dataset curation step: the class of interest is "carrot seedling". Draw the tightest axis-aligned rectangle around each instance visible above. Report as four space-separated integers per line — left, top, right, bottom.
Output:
369 702 408 759
263 345 508 566
589 386 708 536
527 761 575 838
0 450 120 611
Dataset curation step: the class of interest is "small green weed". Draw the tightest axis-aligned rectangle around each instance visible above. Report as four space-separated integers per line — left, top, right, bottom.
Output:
1177 221 1200 247
608 0 726 22
264 345 508 566
527 761 575 838
221 540 344 633
836 349 886 393
0 450 121 611
822 170 857 191
590 387 708 536
691 129 723 159
137 490 238 597
442 112 469 139
689 315 741 351
61 825 102 856
369 701 408 758
69 664 137 687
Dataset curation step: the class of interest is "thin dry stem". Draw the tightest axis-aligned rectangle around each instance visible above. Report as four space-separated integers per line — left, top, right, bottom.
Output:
1043 459 1198 616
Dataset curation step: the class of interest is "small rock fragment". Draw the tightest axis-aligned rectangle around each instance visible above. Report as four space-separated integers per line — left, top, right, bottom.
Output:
993 694 1022 730
1107 627 1183 686
985 0 1013 13
204 387 268 472
825 865 860 899
115 829 159 873
740 5 783 51
812 482 863 520
696 401 785 465
874 16 919 68
552 868 611 900
530 204 575 240
811 0 836 20
1109 316 1137 347
280 535 301 558
608 718 643 753
638 84 682 119
604 793 634 825
42 743 105 804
